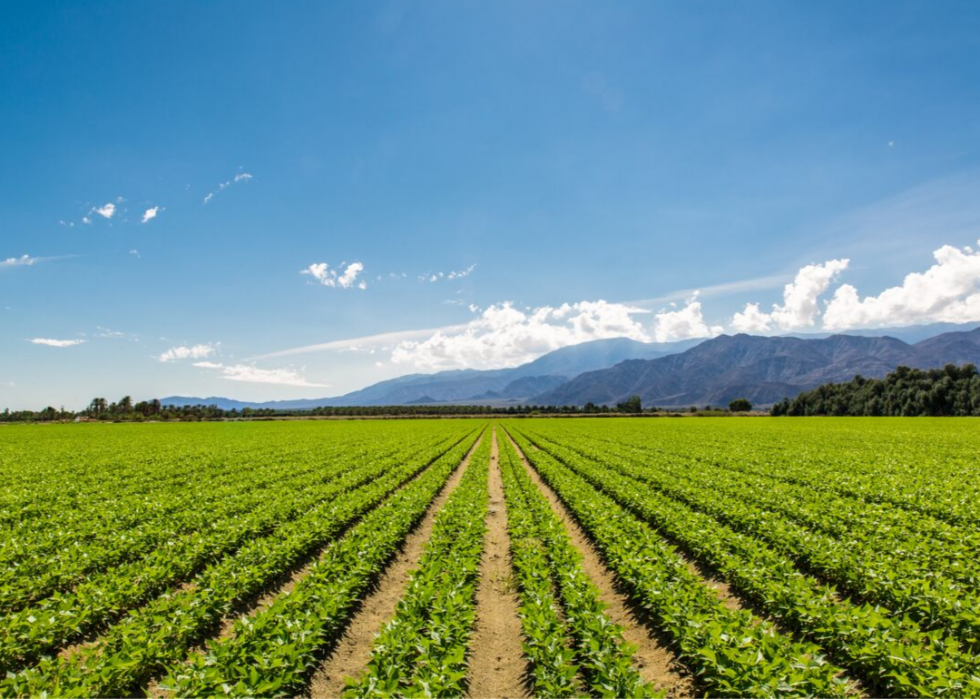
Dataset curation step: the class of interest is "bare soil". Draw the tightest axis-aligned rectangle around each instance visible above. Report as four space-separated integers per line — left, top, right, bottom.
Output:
305 434 484 698
466 429 529 699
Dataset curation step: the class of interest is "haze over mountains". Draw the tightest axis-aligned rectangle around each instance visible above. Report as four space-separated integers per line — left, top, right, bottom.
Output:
162 323 980 410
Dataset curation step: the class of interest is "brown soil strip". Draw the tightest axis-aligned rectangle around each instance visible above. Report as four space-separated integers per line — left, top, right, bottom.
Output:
682 559 744 612
466 429 530 699
305 434 484 699
504 430 691 697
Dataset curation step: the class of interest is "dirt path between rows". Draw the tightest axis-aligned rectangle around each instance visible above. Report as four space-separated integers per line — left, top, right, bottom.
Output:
305 433 484 699
466 429 529 699
503 429 691 697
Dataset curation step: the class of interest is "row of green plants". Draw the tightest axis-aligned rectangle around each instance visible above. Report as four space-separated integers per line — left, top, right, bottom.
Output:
497 432 652 698
0 429 468 675
0 439 401 613
531 429 980 653
570 422 974 554
345 430 492 697
159 428 486 697
515 426 980 697
503 426 854 698
2 426 482 697
571 431 980 587
549 417 980 527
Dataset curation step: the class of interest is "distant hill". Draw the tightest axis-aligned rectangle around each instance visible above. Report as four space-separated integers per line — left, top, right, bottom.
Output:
162 336 699 409
160 323 980 410
531 327 980 408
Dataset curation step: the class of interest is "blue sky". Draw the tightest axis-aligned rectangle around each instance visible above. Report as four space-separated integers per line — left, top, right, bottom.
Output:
3 1 980 409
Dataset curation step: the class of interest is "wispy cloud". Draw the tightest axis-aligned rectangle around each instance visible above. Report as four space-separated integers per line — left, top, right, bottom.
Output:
158 343 218 363
629 273 791 309
2 253 77 269
251 324 470 360
301 261 367 290
204 169 253 204
30 338 85 347
193 361 328 387
1 254 40 268
420 264 477 283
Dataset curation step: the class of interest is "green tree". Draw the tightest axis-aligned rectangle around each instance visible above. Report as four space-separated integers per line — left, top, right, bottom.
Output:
616 395 643 413
729 398 752 412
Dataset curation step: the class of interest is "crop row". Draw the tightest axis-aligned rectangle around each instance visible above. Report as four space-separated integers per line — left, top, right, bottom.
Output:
346 429 492 697
161 427 486 697
0 429 463 673
575 427 980 578
0 440 405 613
497 432 651 698
514 426 980 697
527 429 980 652
2 425 482 697
504 426 853 698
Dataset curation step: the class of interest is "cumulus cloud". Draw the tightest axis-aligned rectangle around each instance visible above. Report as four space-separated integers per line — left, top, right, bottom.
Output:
93 202 116 219
234 172 253 183
731 259 849 333
193 361 328 387
141 206 160 224
1 254 39 268
653 294 724 342
729 303 772 333
30 338 85 347
158 343 217 363
302 261 367 290
823 240 980 330
391 300 650 370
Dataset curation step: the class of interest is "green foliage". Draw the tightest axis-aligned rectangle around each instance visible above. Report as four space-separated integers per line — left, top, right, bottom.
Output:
346 433 491 698
616 395 643 414
771 363 980 416
728 398 752 412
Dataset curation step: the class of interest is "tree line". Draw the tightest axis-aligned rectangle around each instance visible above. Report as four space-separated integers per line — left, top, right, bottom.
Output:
0 393 749 423
770 364 980 417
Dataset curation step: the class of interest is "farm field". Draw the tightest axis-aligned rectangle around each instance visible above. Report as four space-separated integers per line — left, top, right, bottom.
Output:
0 418 979 698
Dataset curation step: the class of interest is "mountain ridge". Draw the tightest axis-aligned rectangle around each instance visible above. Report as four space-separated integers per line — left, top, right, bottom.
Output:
531 327 980 407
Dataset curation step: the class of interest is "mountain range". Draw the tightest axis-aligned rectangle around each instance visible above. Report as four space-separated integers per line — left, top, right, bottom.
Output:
160 322 980 410
535 326 980 407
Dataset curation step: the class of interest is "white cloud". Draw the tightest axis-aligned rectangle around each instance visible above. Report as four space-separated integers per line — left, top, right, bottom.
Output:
129 249 140 258
93 202 116 219
193 361 328 387
391 300 650 370
421 264 477 283
30 338 85 347
448 264 476 280
141 206 160 224
158 343 217 363
730 303 772 333
731 259 849 332
1 254 39 268
823 240 980 330
302 261 367 290
653 294 723 342
204 170 252 204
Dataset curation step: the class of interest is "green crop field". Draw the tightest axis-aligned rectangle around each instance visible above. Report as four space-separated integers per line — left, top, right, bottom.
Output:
1 418 978 698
